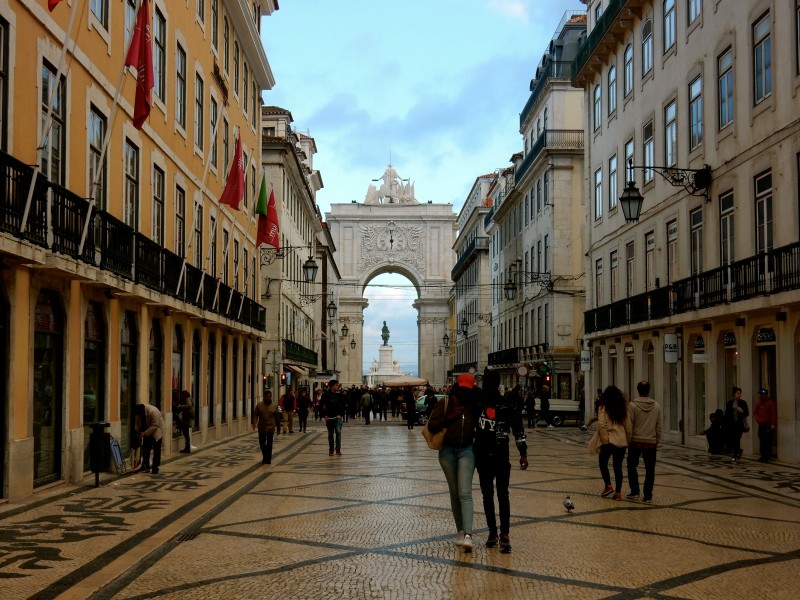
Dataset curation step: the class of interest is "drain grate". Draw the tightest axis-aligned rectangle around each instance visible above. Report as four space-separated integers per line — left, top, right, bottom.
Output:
176 533 198 542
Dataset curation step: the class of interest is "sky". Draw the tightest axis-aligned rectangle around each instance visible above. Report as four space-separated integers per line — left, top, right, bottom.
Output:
260 0 586 376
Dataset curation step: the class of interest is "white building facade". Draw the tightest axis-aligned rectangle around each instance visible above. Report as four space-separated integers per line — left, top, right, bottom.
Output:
573 0 800 461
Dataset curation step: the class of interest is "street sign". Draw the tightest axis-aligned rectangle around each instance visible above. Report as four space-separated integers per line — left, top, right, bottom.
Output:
664 333 679 363
580 350 591 372
516 365 528 376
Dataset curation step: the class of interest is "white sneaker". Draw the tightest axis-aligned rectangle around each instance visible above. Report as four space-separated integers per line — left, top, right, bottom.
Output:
547 425 554 428
190 445 198 450
462 534 473 552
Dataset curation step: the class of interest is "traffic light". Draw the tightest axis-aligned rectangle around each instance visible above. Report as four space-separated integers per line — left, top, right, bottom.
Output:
280 373 287 386
536 362 549 376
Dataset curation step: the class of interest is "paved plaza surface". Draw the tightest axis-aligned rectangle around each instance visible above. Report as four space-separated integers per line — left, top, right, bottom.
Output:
2 419 800 600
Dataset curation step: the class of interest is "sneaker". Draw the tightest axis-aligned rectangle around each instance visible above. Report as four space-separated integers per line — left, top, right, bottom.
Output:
730 457 737 464
613 493 622 501
579 425 588 431
335 449 342 455
180 448 190 453
601 484 614 497
626 492 640 500
499 534 511 554
150 469 159 475
485 533 498 548
190 445 198 451
139 465 150 473
329 450 334 456
461 534 473 552
547 425 555 428
643 497 653 504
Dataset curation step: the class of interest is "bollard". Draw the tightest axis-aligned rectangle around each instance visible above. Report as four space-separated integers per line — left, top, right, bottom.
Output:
88 422 111 487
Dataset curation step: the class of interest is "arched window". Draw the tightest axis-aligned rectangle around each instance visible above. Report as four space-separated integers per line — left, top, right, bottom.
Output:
642 20 653 76
623 44 634 96
593 84 602 130
607 66 617 113
34 290 64 486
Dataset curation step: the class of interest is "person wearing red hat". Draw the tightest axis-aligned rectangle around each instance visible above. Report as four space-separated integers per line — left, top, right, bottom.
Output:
427 373 480 552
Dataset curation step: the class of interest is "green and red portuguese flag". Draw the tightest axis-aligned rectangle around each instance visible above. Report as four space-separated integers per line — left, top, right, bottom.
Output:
256 175 280 249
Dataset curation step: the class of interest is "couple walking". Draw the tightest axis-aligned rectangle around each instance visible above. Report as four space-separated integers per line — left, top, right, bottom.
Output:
425 371 528 553
590 381 662 503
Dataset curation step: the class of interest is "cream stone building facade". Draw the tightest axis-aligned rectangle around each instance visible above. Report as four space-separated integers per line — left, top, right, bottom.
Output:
485 12 586 402
0 0 276 499
573 0 800 461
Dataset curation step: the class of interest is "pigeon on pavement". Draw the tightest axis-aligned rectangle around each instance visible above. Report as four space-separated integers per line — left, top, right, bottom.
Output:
563 496 575 512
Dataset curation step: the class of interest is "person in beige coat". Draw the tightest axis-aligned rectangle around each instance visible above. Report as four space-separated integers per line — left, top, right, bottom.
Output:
626 381 663 503
596 385 632 500
135 403 164 475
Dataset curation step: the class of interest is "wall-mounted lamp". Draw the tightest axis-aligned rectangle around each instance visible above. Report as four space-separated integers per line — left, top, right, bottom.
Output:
341 323 349 338
503 262 553 300
620 159 712 222
350 336 357 350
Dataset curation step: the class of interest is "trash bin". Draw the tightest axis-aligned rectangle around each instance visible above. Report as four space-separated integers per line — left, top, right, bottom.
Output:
88 421 111 487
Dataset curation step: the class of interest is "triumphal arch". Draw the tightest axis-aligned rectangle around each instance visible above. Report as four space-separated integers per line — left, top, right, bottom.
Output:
326 166 456 387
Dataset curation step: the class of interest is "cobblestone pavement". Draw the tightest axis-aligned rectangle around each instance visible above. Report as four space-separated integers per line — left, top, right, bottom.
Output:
2 419 800 599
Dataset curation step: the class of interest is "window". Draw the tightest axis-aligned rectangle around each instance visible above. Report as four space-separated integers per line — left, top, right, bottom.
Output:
233 41 239 93
663 0 676 53
607 66 617 114
210 97 218 168
194 74 204 150
718 48 733 130
242 151 249 210
176 186 186 257
643 120 654 183
720 191 734 267
594 168 603 220
544 234 550 271
755 171 773 255
41 61 66 186
243 249 249 296
664 100 676 167
610 251 618 302
90 0 108 29
222 118 229 174
797 5 800 75
197 0 205 24
544 170 549 206
89 107 107 209
690 209 703 276
666 220 678 283
623 44 633 96
536 179 542 213
252 82 258 128
645 232 656 290
209 215 217 276
242 63 249 109
153 8 166 102
626 241 635 296
753 12 772 104
593 85 601 131
0 19 8 150
688 0 701 25
608 154 618 210
176 44 187 128
624 138 634 182
211 0 219 49
595 2 603 23
689 76 702 150
193 203 203 266
233 239 240 288
222 229 229 284
595 258 604 306
223 16 230 72
123 140 139 229
153 166 165 245
125 0 136 48
642 20 653 76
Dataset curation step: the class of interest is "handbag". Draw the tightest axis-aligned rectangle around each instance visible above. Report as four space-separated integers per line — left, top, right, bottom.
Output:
587 430 601 455
422 397 448 450
742 417 750 432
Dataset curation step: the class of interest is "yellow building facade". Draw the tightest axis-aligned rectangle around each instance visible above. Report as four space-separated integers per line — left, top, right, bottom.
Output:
0 0 277 499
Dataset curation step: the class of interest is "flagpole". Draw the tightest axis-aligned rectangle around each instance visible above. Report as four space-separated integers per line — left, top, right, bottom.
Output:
78 0 149 257
19 0 84 236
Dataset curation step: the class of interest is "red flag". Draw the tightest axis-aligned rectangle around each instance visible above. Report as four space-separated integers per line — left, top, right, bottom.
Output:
264 189 280 250
124 0 153 130
256 175 280 249
48 0 64 10
219 136 244 210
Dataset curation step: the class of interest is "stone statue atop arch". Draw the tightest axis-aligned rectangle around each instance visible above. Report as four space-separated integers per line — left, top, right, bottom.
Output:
381 321 390 346
364 164 418 205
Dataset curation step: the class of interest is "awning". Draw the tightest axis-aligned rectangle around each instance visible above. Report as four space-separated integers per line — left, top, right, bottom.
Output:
284 364 309 376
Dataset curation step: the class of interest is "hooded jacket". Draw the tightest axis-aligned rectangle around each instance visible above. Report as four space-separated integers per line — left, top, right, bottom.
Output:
629 397 663 444
427 384 478 449
474 387 527 458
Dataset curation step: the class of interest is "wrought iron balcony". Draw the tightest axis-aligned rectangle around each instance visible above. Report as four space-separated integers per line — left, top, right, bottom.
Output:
515 129 583 185
520 61 573 127
283 339 318 366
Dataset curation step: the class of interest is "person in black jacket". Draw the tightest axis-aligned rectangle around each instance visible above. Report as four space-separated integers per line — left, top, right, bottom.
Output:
725 387 749 463
322 380 345 456
474 371 528 553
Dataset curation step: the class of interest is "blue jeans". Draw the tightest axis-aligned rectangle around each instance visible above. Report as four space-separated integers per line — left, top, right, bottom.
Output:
438 444 475 535
326 417 342 451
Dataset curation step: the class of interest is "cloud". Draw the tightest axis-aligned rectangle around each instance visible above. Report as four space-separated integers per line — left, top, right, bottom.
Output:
489 0 529 21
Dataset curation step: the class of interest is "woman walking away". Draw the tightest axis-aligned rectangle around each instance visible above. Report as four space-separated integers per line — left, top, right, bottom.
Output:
427 373 479 552
596 385 631 500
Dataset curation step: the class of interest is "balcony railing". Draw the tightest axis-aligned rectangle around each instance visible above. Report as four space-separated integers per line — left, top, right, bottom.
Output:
451 236 489 280
0 149 265 331
515 129 584 185
488 347 521 367
585 241 800 334
283 339 318 366
571 0 631 83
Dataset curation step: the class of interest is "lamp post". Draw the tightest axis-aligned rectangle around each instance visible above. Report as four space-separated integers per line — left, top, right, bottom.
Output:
620 159 712 222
